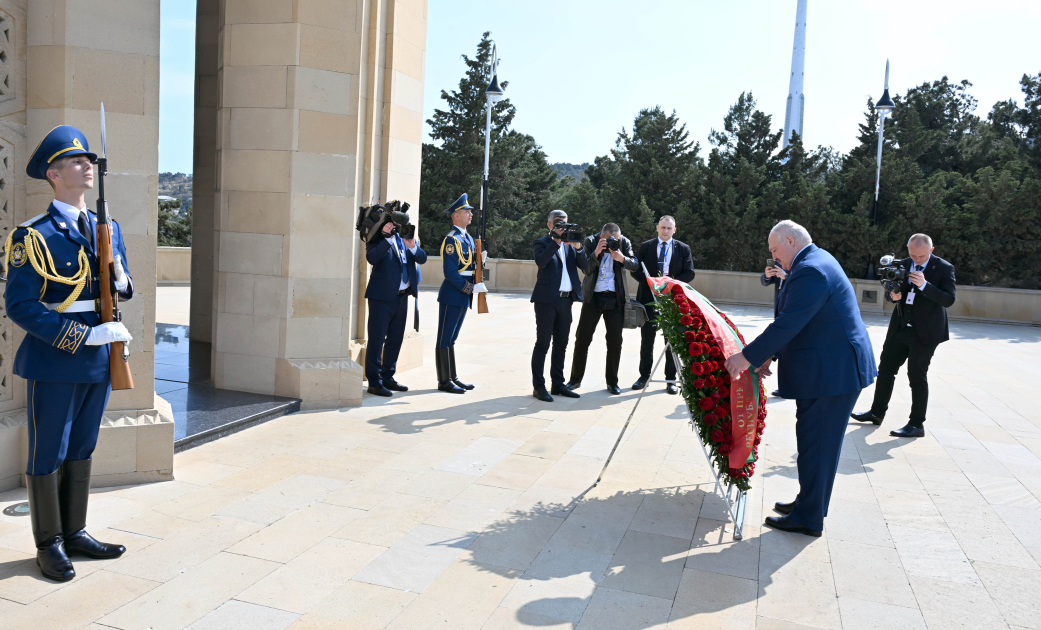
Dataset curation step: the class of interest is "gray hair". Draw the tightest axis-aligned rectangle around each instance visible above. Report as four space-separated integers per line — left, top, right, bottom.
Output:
658 215 676 226
907 233 933 248
601 222 621 236
548 210 567 223
769 220 813 246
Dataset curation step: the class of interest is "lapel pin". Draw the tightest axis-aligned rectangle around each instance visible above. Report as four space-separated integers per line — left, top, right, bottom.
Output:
59 222 67 228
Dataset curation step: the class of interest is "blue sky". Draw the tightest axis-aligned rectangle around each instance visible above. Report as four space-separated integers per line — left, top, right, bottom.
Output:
159 0 1041 173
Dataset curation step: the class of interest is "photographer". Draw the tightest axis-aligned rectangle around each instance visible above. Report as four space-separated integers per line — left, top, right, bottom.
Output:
531 210 587 402
852 234 956 437
364 219 427 396
761 260 788 397
566 223 638 395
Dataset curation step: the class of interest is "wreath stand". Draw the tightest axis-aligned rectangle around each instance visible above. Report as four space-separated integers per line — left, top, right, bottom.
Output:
592 342 749 540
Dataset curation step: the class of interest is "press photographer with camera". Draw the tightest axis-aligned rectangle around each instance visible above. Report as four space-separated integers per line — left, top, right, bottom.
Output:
761 259 788 397
360 201 427 397
852 234 956 437
531 210 587 402
566 223 639 395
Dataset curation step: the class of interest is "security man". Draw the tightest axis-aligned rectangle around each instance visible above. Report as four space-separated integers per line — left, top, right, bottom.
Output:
436 194 486 393
4 126 134 581
365 219 427 396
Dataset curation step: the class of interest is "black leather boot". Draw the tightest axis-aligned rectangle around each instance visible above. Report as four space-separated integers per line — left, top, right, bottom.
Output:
27 471 75 581
60 459 125 559
437 348 465 394
448 346 474 390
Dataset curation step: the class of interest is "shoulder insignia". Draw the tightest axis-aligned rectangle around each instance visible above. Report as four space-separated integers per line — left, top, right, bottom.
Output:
10 242 26 267
18 212 48 228
446 244 455 255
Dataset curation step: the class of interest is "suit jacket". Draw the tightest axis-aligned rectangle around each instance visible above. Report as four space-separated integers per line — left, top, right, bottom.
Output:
579 234 638 303
438 228 477 308
364 234 427 302
5 204 134 383
889 255 956 346
630 238 696 305
743 244 877 400
531 235 587 304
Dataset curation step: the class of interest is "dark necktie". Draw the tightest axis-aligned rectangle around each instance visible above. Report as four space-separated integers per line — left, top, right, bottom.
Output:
78 212 93 251
657 241 667 276
396 235 409 286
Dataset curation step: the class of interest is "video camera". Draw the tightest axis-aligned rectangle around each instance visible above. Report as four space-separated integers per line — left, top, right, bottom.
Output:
551 219 585 244
356 200 414 243
876 254 908 301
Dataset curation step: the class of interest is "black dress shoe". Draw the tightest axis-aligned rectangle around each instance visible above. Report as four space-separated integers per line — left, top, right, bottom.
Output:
566 381 581 391
64 530 125 559
367 385 393 397
384 381 409 392
451 379 474 391
438 381 466 394
851 410 884 425
774 501 796 515
764 515 821 537
533 388 554 402
771 389 783 398
632 377 648 390
551 384 580 398
890 424 925 438
607 384 622 395
666 383 679 395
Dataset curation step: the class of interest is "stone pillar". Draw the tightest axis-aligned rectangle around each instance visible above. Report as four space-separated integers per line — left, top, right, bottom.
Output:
210 0 427 410
0 0 173 489
189 0 219 342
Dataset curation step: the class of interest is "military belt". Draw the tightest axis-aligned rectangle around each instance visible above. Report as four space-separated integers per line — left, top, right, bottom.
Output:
458 271 474 276
44 299 98 313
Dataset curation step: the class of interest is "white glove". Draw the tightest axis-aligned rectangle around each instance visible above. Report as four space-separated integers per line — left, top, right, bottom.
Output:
113 254 129 292
473 282 488 294
86 322 133 346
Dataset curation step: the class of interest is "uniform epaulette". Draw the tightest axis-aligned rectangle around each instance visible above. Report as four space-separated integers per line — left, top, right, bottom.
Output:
19 212 48 228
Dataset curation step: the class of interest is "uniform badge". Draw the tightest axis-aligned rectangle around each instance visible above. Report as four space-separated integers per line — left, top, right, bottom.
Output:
446 244 455 255
59 222 67 229
10 242 26 267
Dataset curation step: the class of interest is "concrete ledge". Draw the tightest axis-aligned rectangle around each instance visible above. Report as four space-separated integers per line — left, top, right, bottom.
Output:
352 330 424 379
157 246 191 283
276 357 364 410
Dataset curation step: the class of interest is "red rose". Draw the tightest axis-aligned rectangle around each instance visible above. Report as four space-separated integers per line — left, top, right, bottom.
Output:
678 302 691 314
699 397 715 410
709 347 722 358
695 332 706 341
710 429 724 442
694 378 706 389
708 361 719 372
706 375 717 387
680 314 694 326
691 316 703 327
713 405 728 418
684 331 696 342
719 443 732 455
754 436 762 446
729 468 748 478
673 293 685 304
717 385 729 397
703 412 717 426
672 284 684 295
690 363 704 375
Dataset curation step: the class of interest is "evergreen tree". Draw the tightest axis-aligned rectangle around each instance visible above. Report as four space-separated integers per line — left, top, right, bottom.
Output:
158 198 191 247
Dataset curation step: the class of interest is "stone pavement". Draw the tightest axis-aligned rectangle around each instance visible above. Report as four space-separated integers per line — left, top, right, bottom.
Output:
1 289 1040 629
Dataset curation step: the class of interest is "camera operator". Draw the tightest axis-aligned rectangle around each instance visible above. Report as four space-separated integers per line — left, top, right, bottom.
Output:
364 219 427 396
531 210 587 402
566 223 638 395
630 215 696 394
761 260 788 397
852 234 956 437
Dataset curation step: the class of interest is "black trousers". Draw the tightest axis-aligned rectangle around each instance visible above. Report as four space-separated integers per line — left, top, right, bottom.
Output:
366 293 408 387
870 324 937 427
570 292 624 387
532 297 573 389
638 303 676 381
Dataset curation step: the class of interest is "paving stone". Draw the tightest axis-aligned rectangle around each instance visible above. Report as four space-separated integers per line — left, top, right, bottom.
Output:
351 524 478 593
669 568 758 630
499 542 613 623
187 600 300 630
574 586 672 629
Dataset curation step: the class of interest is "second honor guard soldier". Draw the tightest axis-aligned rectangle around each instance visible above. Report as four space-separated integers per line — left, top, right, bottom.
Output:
4 126 134 581
436 194 486 393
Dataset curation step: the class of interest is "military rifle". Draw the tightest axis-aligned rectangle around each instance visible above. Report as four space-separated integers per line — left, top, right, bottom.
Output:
475 180 489 314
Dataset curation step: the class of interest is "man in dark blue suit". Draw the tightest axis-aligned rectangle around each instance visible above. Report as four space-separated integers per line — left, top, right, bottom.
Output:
364 217 427 396
726 220 876 537
5 126 134 580
531 210 587 402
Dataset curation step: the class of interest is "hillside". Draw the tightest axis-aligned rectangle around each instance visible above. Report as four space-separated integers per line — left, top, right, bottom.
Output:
551 162 590 180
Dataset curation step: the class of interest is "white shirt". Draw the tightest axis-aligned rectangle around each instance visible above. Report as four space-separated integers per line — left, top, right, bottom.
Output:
51 198 130 292
594 251 615 292
656 238 673 276
904 258 930 305
557 243 572 293
389 235 417 291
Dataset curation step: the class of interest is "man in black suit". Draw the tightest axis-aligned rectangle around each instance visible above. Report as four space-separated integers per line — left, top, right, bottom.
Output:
364 221 427 396
853 234 956 437
531 210 587 402
630 215 696 394
566 223 638 395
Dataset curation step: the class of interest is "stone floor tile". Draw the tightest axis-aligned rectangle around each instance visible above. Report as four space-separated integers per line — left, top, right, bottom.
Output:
99 552 280 630
972 561 1041 629
425 483 523 531
399 469 478 501
377 440 459 474
888 524 981 585
599 530 688 600
837 597 927 630
822 498 893 547
499 542 613 623
756 552 841 630
77 495 152 532
435 437 525 477
758 527 830 564
210 454 303 493
574 586 671 629
667 568 758 630
508 484 583 519
967 472 1041 509
537 455 606 491
873 488 949 532
514 431 581 460
333 493 446 547
480 607 575 629
110 509 195 540
102 480 201 507
286 580 417 630
909 575 1009 630
549 500 639 555
949 447 1015 479
754 617 827 630
385 559 521 630
686 518 761 581
228 502 364 563
249 474 346 509
829 539 916 608
478 454 557 492
216 498 297 525
627 487 702 541
151 484 252 522
186 600 300 630
0 568 157 629
469 513 565 571
106 515 262 583
321 468 422 510
351 524 478 593
175 460 247 486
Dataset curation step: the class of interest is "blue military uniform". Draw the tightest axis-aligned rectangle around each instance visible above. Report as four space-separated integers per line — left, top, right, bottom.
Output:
6 125 132 580
435 194 478 393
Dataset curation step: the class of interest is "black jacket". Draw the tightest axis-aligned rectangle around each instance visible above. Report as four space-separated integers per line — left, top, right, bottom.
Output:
630 238 696 304
761 272 782 317
365 235 427 301
889 254 956 345
531 235 588 304
579 234 638 302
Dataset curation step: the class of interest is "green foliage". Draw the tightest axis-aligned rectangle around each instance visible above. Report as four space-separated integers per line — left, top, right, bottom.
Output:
158 198 191 247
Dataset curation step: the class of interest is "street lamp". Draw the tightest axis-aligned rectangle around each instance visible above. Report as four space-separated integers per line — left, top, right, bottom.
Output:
872 59 895 226
476 42 503 314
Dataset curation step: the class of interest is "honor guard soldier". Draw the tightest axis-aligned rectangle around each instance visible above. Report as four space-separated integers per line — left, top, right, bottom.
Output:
4 126 134 581
436 194 487 393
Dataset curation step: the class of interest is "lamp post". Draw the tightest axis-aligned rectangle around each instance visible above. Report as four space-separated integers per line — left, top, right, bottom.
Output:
872 59 895 225
475 42 504 314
